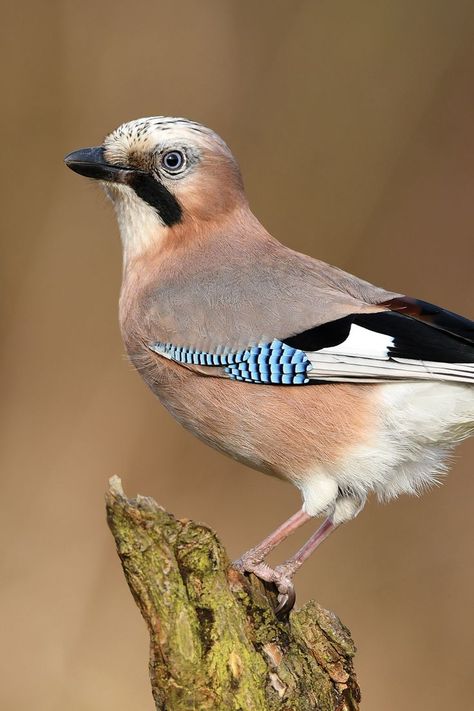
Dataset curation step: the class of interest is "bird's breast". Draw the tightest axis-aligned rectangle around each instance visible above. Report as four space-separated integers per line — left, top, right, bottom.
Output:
128 344 379 484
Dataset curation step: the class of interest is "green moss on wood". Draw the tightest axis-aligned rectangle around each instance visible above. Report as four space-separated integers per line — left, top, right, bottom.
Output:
106 476 360 711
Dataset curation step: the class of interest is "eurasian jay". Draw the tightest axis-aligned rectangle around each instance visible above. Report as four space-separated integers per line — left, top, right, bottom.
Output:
65 117 474 613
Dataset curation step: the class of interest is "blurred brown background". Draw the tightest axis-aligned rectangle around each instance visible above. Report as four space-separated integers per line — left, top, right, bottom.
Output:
1 1 474 709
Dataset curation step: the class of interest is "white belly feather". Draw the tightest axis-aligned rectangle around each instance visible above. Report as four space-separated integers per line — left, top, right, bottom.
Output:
300 382 474 523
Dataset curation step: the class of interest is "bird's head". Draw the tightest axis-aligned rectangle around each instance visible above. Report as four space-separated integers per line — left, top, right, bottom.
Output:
65 117 246 260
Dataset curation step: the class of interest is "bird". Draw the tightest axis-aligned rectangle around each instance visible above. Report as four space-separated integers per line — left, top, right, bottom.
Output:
65 116 474 614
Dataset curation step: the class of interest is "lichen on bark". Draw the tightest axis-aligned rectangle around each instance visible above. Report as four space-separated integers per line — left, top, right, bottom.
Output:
106 476 360 711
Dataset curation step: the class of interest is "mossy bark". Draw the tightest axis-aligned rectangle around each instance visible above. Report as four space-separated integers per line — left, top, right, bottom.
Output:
106 476 360 711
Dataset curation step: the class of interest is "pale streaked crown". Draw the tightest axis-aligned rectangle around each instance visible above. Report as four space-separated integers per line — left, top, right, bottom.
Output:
103 116 234 165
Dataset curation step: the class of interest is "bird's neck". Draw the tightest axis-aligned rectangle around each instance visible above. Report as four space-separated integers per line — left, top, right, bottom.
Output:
118 204 274 351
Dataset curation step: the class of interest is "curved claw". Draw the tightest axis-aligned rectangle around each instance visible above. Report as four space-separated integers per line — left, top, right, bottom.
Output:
275 583 296 618
232 559 297 617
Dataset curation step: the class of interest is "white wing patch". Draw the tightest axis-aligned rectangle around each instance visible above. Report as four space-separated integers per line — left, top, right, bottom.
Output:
317 323 393 359
306 324 474 384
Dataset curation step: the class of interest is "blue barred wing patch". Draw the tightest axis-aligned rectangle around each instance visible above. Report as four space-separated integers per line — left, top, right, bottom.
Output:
149 339 311 385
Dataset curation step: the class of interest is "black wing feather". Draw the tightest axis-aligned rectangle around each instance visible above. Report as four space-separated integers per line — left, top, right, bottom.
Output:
383 296 474 344
284 308 474 364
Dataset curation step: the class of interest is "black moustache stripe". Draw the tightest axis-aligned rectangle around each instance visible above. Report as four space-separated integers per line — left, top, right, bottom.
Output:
129 173 183 227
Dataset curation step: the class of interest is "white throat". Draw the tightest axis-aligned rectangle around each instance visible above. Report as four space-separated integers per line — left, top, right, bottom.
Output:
103 183 166 261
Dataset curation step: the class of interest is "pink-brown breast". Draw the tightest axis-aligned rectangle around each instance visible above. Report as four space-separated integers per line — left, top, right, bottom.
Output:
117 229 382 487
128 345 379 487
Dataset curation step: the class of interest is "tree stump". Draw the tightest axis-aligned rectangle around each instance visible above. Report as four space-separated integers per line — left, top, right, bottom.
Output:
106 476 360 711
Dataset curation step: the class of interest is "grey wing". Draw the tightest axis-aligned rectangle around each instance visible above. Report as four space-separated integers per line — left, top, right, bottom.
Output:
150 303 474 385
146 229 473 384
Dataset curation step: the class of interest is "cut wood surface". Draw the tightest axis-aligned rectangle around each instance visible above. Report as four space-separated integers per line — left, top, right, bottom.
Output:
106 476 360 711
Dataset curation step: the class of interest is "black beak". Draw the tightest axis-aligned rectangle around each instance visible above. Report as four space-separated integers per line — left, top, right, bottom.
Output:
64 146 133 182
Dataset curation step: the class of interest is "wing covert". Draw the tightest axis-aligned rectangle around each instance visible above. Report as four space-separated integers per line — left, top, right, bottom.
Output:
149 340 311 384
149 299 474 385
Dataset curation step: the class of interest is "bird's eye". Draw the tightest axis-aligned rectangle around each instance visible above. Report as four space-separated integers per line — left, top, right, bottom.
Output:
161 150 186 173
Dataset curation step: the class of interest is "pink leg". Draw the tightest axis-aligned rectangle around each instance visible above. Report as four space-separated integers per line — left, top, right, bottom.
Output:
235 516 340 617
273 517 339 614
275 517 338 579
233 508 311 571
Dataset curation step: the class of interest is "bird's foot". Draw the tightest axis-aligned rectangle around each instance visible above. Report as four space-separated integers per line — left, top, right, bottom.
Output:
233 556 296 617
232 551 260 574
